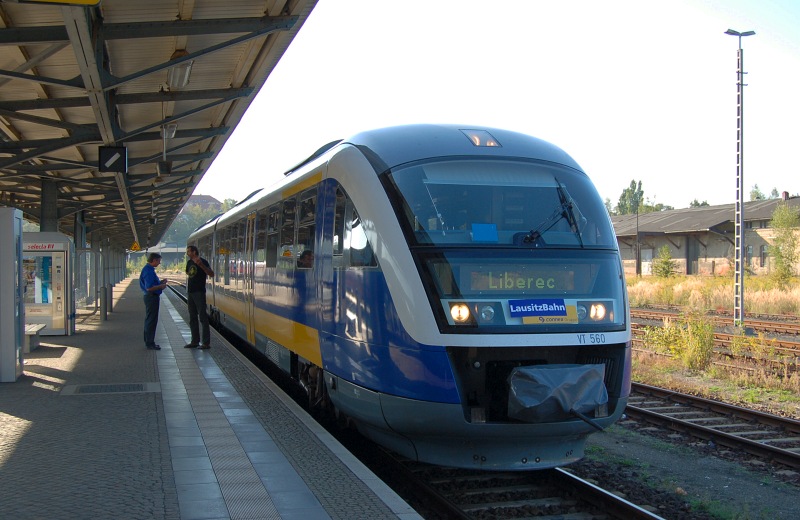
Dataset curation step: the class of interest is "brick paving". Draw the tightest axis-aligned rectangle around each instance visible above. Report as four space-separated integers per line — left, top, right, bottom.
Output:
0 278 420 520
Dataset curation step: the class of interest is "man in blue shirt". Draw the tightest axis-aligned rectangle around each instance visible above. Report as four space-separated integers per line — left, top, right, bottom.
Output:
140 253 168 350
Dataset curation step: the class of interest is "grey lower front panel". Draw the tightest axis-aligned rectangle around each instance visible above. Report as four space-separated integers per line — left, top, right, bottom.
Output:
326 374 627 470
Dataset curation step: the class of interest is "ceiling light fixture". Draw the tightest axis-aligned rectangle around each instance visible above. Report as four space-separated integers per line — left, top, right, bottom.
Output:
167 49 193 89
161 123 178 139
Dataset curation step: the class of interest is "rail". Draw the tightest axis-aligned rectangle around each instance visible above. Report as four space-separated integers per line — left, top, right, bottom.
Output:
627 382 800 469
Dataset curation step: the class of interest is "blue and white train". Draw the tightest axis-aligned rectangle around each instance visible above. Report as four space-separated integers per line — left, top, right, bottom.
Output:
189 124 631 470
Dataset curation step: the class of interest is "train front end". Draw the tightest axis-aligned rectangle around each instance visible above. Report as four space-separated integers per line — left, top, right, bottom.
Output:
326 126 631 470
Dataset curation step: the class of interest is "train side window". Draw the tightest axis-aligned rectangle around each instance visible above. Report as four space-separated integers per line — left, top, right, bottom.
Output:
297 189 316 268
345 202 377 268
299 190 316 225
332 187 346 264
237 220 247 293
220 226 231 289
229 224 239 292
266 204 280 268
197 236 208 262
255 209 267 269
279 197 296 269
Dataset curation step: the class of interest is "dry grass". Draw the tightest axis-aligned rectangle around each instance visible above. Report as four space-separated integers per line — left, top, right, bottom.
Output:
627 275 800 315
630 275 800 418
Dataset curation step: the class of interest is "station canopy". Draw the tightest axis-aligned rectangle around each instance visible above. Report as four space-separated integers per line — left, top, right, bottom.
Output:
0 0 317 251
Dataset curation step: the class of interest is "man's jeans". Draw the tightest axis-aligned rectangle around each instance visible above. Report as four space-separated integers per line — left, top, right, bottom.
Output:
187 291 210 345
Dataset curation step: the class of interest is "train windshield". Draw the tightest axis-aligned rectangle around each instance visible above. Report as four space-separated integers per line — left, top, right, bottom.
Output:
387 159 615 248
386 159 625 333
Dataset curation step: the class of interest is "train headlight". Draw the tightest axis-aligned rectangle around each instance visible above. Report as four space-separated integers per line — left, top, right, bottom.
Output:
450 303 471 323
578 302 611 322
589 303 607 321
479 305 495 323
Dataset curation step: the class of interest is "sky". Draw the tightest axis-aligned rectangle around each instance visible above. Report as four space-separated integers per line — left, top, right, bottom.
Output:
195 0 800 210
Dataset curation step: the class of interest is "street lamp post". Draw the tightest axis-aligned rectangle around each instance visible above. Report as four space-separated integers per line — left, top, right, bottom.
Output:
725 28 754 329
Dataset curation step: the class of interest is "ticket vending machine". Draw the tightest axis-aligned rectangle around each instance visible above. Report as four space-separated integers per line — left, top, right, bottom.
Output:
22 232 75 336
0 208 24 382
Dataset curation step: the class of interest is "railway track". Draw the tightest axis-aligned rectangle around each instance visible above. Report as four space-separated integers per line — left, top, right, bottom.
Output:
377 450 665 520
631 308 800 336
627 382 800 469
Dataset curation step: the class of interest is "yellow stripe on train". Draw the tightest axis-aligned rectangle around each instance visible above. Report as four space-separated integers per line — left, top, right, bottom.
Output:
213 292 322 366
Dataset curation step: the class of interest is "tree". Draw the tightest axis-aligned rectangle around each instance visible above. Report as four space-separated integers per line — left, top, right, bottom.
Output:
689 199 709 207
222 198 238 212
768 202 800 287
750 184 766 201
617 180 644 215
646 201 673 212
614 180 672 215
770 188 780 199
651 245 677 277
604 197 615 216
162 203 225 246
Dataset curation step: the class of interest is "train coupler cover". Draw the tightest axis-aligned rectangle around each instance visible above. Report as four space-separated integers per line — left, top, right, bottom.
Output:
507 364 608 423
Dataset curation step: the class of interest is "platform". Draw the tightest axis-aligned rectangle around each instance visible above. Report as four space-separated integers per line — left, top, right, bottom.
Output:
0 278 421 520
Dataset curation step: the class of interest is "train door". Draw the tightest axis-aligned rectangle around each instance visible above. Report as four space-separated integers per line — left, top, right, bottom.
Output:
244 212 257 345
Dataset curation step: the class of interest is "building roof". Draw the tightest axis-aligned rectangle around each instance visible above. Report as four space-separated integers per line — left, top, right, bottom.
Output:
185 194 221 210
611 195 800 238
0 0 317 252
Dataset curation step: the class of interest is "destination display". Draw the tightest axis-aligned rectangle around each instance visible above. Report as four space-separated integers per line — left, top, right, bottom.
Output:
461 264 593 295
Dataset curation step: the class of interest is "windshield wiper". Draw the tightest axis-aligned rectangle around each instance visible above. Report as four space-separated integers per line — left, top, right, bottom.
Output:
556 179 584 247
522 179 585 247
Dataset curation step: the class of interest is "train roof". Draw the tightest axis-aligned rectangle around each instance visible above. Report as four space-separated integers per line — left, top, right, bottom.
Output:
341 124 584 172
197 124 588 231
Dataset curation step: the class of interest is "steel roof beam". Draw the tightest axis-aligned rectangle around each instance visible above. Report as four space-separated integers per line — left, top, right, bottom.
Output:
0 25 70 44
9 162 96 173
61 5 139 245
0 68 84 88
0 42 70 89
101 18 296 91
0 87 253 111
0 15 297 44
0 108 88 132
123 126 229 143
131 151 213 169
101 16 298 40
0 129 100 168
121 96 242 141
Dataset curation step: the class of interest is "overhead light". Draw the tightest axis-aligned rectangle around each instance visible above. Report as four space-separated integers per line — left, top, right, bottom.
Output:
153 175 164 184
167 49 193 89
161 123 178 139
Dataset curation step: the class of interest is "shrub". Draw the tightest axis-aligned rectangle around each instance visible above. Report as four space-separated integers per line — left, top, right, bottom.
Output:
651 245 677 278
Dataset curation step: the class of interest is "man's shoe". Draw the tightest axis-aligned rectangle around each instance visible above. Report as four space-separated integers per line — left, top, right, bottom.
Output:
184 343 198 348
147 344 161 350
197 344 210 350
